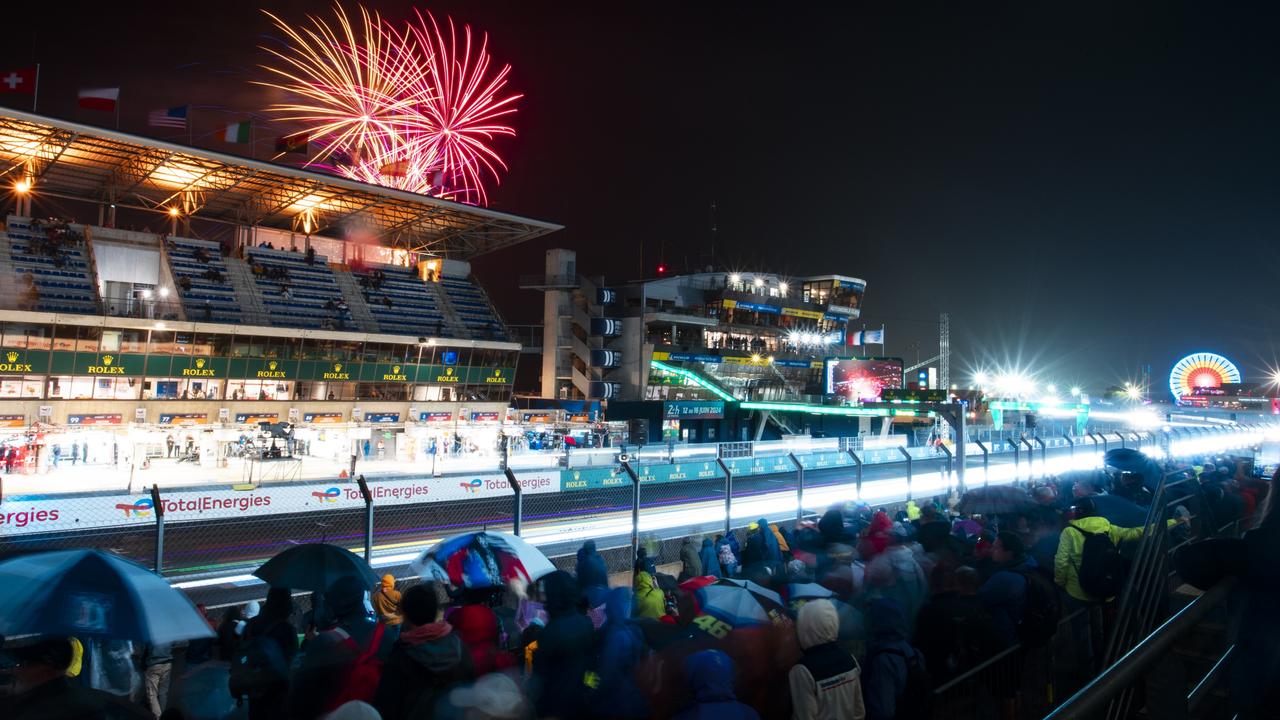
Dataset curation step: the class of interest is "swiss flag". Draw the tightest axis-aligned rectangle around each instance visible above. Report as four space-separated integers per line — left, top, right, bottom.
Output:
0 68 35 95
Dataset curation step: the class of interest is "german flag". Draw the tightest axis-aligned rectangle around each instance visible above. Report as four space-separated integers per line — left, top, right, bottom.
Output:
275 133 309 154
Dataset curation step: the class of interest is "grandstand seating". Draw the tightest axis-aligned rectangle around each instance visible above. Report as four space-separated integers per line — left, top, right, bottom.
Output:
440 276 508 340
351 263 449 337
4 217 100 314
245 247 350 330
165 237 240 323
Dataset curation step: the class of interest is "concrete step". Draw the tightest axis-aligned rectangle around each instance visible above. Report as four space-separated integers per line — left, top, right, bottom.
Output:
332 269 379 332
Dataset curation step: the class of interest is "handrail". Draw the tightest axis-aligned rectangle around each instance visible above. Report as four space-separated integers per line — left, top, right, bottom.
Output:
1042 578 1237 720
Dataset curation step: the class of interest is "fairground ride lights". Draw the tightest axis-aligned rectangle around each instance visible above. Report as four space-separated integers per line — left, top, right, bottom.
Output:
172 428 1259 592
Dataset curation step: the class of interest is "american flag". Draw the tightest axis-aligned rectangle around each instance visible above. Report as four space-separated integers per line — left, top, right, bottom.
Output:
147 106 188 128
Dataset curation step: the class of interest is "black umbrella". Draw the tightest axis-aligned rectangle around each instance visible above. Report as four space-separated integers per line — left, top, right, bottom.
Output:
253 543 379 592
958 486 1036 516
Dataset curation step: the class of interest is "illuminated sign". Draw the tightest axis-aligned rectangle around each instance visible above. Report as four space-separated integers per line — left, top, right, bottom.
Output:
781 307 824 320
470 411 501 422
663 401 725 420
523 413 554 423
68 413 123 426
157 413 209 425
256 360 287 379
825 357 904 402
485 368 509 384
419 411 453 422
382 365 409 382
180 358 217 377
303 412 344 424
321 362 351 381
0 350 33 373
436 367 460 383
86 355 125 375
0 414 25 428
365 412 400 423
235 413 279 424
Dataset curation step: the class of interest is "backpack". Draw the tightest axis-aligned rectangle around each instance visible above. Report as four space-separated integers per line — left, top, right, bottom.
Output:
228 624 289 701
1014 568 1061 648
871 647 933 720
1072 524 1130 599
323 622 386 711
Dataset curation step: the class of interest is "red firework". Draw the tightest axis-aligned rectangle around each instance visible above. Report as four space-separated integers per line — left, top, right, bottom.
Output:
258 4 520 206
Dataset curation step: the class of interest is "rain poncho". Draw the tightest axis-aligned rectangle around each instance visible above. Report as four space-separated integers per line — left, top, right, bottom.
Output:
672 650 762 720
594 588 651 719
633 571 666 619
679 538 703 581
699 538 723 578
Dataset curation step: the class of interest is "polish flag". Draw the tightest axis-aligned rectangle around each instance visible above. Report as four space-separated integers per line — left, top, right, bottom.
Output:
78 88 119 112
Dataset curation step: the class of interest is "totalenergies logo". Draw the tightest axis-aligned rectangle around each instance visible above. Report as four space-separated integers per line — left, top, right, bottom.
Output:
459 478 483 494
115 498 153 518
311 487 340 503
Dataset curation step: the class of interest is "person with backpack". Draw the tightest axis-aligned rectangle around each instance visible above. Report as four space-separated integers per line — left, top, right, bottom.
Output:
864 598 932 720
1054 497 1183 604
979 532 1059 649
290 575 399 719
373 583 473 720
789 599 866 720
233 587 297 720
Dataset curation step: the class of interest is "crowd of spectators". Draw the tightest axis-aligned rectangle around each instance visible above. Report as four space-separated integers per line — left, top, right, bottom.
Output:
1 454 1268 720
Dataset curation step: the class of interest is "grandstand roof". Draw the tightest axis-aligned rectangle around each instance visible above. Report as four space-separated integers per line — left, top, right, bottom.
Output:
0 109 561 258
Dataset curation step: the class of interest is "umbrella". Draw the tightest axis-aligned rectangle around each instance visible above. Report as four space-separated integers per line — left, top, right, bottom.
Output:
253 543 379 592
410 530 554 589
958 486 1036 516
786 582 835 602
0 549 214 645
688 578 786 633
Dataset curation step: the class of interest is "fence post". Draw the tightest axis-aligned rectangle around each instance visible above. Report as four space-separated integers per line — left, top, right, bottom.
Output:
356 474 373 563
1119 432 1127 449
1100 432 1110 454
1033 436 1047 466
504 467 523 536
847 449 863 500
151 484 164 574
620 460 640 579
788 452 804 524
717 458 734 536
897 446 913 500
975 440 989 487
1007 438 1021 478
1063 432 1074 458
1021 436 1035 479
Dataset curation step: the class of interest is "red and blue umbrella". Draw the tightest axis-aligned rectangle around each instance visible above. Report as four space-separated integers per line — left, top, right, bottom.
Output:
411 530 555 589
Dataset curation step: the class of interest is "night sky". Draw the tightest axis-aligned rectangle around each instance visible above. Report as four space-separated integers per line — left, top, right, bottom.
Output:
7 1 1280 398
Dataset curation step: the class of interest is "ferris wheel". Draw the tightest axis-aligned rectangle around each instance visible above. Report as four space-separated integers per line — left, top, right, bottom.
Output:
1169 352 1241 401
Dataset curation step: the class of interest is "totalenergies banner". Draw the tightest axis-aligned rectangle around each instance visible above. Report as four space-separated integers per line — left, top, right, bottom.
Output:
0 471 560 537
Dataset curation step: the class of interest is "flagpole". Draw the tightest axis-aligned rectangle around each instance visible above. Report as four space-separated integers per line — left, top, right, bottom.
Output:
188 106 193 146
115 94 120 130
31 64 39 113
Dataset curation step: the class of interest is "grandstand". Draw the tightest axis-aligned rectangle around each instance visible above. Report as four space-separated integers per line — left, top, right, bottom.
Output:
0 108 559 343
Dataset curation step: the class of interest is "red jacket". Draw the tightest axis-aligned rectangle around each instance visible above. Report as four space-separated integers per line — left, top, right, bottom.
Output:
449 604 515 676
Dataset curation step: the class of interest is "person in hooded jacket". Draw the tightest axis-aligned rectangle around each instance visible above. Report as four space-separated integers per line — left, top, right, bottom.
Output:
290 575 400 719
865 533 929 638
449 589 516 677
698 538 723 578
594 587 652 719
633 570 666 619
529 570 595 720
679 538 704 582
1055 497 1180 603
977 533 1037 649
374 583 473 720
818 507 852 545
672 650 761 720
371 575 402 626
863 598 927 720
576 540 610 608
858 512 894 560
789 599 865 720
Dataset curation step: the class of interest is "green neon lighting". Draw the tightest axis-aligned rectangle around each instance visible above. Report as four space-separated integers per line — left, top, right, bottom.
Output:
650 360 737 401
740 400 928 418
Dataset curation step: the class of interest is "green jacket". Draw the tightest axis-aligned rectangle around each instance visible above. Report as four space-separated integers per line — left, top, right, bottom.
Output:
633 571 665 619
1053 516 1173 602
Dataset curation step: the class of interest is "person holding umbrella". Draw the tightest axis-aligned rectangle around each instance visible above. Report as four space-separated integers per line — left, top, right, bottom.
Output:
3 637 151 720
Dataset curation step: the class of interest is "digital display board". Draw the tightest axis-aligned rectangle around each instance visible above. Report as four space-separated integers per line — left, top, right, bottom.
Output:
825 357 904 402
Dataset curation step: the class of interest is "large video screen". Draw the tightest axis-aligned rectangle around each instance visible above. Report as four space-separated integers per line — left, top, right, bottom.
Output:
825 357 904 402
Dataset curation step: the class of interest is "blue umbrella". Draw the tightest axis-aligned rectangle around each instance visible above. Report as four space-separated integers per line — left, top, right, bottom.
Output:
253 543 379 592
0 550 214 645
690 578 786 631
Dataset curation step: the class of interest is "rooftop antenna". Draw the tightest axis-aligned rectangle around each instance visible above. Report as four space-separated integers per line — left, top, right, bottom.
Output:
709 200 718 269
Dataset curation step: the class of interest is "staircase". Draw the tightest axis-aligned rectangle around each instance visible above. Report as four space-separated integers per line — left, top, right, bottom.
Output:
222 256 269 325
333 269 379 332
427 281 467 337
0 233 19 306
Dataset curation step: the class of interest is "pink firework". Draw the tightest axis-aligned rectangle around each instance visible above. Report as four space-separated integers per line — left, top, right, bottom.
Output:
258 4 520 205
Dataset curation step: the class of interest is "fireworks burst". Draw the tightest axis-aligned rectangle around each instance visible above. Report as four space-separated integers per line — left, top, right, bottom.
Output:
258 3 520 206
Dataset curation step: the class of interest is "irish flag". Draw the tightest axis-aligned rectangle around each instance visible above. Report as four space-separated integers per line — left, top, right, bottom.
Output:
223 121 250 144
78 87 119 112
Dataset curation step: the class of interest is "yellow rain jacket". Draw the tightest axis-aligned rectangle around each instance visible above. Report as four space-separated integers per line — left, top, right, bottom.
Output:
633 571 665 619
1054 516 1174 602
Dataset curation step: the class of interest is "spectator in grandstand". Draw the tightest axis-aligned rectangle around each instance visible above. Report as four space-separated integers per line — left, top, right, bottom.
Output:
529 570 593 720
865 529 929 637
717 535 739 577
290 575 399 718
592 586 652 719
449 588 515 676
575 540 609 607
672 650 762 720
382 295 393 308
371 575 401 626
215 605 243 661
280 286 292 302
305 247 316 265
177 276 191 292
790 599 866 720
193 247 209 263
633 569 665 619
634 547 657 577
1055 497 1181 604
914 565 999 684
678 537 703 582
374 582 472 720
